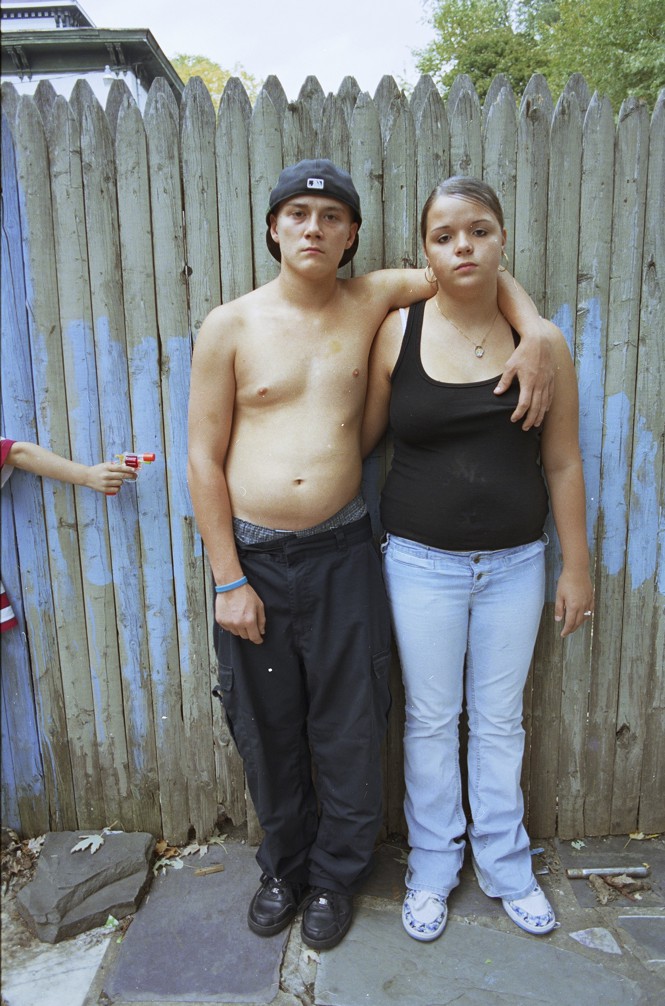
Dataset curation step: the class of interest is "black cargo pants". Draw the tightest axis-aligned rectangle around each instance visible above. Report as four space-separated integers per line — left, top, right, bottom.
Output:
213 515 392 894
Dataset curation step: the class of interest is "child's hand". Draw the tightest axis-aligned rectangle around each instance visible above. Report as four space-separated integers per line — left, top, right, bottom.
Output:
86 461 137 495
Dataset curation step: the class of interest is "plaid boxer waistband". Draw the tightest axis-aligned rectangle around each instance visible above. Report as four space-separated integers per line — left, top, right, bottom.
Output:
233 494 367 544
235 513 372 556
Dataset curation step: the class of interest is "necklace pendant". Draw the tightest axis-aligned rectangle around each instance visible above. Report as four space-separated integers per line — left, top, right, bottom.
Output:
474 345 485 358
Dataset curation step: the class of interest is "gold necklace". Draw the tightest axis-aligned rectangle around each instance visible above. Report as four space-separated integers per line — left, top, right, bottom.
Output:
433 299 499 359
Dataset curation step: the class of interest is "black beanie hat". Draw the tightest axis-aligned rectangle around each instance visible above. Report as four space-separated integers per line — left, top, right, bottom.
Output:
265 159 362 268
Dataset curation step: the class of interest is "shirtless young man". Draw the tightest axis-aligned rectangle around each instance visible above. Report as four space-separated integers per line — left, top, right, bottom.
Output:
187 159 552 951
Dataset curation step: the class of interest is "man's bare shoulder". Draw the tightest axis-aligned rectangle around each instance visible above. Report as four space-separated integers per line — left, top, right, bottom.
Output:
196 284 277 351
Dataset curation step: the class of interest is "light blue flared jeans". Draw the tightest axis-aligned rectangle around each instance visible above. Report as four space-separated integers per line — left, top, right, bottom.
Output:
383 533 547 902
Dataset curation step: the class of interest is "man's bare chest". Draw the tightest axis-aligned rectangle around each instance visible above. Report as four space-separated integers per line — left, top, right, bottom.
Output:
234 330 370 409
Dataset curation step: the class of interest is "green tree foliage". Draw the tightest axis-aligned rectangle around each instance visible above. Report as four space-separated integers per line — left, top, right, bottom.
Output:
415 0 549 100
447 26 539 97
171 54 262 104
544 0 665 109
512 0 560 35
416 0 664 106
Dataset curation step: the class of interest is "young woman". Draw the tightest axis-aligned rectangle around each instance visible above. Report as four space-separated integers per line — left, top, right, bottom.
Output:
362 177 593 942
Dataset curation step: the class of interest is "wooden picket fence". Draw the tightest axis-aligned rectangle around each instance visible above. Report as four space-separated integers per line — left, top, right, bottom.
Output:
1 71 663 846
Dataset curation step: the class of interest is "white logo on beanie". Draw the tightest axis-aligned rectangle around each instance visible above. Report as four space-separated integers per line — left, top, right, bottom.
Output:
307 177 325 189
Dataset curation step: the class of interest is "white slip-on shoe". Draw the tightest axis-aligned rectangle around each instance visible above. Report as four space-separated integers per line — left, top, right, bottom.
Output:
501 884 557 935
402 889 448 942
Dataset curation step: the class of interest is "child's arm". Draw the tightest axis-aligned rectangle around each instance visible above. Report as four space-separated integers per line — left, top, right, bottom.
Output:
5 441 136 495
540 335 594 637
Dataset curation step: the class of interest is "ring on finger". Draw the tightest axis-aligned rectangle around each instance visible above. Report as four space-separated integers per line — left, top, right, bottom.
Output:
583 610 592 617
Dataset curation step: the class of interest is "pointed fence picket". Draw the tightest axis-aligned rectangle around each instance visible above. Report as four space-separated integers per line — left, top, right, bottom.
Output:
114 89 178 839
576 92 616 838
1 108 50 836
608 98 653 834
636 95 665 829
44 90 108 831
1 73 663 844
3 93 78 832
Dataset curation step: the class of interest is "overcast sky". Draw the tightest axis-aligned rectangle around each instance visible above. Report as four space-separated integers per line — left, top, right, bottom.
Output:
81 0 435 99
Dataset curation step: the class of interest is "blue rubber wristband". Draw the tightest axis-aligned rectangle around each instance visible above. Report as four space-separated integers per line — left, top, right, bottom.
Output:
214 576 248 594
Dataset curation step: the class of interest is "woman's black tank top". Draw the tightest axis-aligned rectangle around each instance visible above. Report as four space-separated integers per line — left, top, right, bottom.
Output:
380 300 549 551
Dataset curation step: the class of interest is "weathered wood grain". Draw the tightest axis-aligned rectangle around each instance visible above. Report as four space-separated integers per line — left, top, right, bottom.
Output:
70 79 152 833
144 80 217 842
635 93 665 833
576 93 616 836
44 93 109 830
516 75 554 835
448 76 482 178
283 98 317 165
217 78 253 303
374 75 404 152
181 77 221 335
546 92 586 840
297 76 325 130
0 108 50 836
349 92 384 275
181 76 247 832
248 89 282 288
318 92 350 167
262 75 287 122
412 80 449 269
383 95 417 270
601 98 650 836
115 88 180 839
4 93 77 831
337 76 361 127
482 83 517 262
514 74 553 314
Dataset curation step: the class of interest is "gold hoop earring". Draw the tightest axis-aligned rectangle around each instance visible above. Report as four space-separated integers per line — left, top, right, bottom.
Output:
498 248 509 273
425 262 438 286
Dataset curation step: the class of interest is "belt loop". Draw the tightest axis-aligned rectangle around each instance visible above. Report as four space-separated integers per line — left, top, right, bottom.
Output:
335 527 348 552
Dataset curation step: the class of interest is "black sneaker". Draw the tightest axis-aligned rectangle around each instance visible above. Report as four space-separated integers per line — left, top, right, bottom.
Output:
247 874 306 937
301 888 353 950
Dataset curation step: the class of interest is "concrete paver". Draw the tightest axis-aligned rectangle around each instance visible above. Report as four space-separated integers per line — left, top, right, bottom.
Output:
618 915 665 964
315 904 643 1006
0 903 111 1006
2 835 664 1006
104 844 287 1004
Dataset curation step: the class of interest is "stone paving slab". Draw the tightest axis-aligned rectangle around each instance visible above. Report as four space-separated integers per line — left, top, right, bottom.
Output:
5 834 665 1006
16 831 153 944
555 834 665 980
618 914 665 964
1 907 112 1006
103 843 287 1004
314 903 645 1006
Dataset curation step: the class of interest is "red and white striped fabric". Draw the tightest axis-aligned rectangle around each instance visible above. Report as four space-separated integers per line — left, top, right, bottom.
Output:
1 436 16 485
1 579 18 632
1 437 19 631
